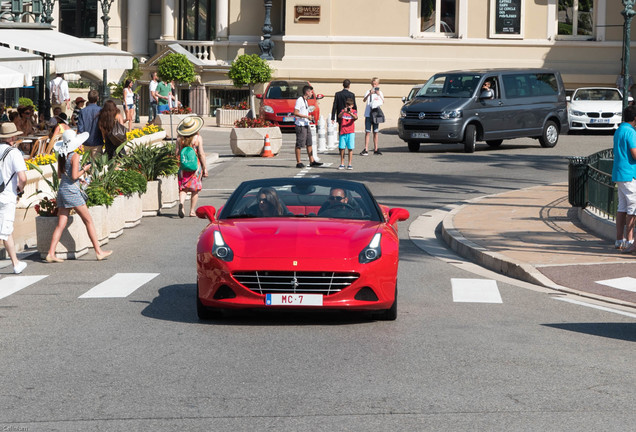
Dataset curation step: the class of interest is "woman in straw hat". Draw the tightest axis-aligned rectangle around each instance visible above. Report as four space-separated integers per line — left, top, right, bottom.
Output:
176 116 207 218
45 130 113 263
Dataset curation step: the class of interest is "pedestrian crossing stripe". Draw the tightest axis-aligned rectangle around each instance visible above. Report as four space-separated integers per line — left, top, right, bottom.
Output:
595 277 636 293
78 273 159 299
0 275 48 301
451 278 502 303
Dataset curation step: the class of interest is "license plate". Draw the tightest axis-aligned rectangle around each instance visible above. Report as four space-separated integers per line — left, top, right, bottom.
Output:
411 132 429 138
590 118 610 123
266 293 323 306
283 116 295 122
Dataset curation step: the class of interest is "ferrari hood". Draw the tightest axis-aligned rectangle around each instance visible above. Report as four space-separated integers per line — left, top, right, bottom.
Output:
218 219 381 259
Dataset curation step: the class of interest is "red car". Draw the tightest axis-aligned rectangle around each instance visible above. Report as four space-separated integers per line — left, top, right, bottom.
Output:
196 178 410 320
256 80 324 128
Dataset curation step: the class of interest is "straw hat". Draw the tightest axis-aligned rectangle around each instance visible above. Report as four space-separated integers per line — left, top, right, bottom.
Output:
177 116 203 137
0 123 23 138
54 130 89 156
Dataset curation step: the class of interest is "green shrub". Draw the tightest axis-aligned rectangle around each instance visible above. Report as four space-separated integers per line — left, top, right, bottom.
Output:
116 169 147 195
86 185 114 207
121 143 179 181
18 97 34 108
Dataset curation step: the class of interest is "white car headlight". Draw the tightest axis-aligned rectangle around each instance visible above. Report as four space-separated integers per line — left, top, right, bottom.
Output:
262 105 274 114
569 109 585 117
441 110 462 119
400 110 407 118
359 233 382 264
308 106 316 113
212 231 234 262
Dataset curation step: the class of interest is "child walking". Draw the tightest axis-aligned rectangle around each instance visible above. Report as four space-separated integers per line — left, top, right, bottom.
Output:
337 98 358 170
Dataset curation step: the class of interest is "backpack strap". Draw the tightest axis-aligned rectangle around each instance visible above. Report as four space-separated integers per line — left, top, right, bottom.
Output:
0 146 16 189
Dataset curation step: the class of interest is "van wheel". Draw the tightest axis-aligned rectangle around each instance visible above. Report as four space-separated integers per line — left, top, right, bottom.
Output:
407 141 420 152
539 121 559 148
463 124 476 153
486 139 503 148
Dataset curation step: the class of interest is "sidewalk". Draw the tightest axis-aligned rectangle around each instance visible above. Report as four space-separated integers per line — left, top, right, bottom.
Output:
438 183 636 308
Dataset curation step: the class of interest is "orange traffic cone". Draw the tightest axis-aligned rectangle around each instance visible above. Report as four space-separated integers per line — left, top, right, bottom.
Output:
262 134 274 157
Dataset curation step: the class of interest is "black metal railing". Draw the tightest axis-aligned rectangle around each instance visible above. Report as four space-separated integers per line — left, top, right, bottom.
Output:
568 148 616 220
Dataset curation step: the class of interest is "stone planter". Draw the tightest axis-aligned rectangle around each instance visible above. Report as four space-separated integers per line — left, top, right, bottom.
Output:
36 215 90 260
154 114 192 139
107 195 126 239
216 109 250 127
126 130 168 150
88 205 109 246
230 126 282 156
141 180 161 216
123 194 143 228
158 174 178 209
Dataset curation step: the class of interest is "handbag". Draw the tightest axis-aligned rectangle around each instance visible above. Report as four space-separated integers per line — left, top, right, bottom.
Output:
371 107 385 124
108 121 127 146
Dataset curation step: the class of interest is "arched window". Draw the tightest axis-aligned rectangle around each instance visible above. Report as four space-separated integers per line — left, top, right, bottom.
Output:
179 0 216 41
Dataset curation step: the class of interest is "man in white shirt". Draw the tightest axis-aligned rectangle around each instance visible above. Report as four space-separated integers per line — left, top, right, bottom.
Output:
0 123 28 274
293 85 323 169
149 72 159 122
49 73 71 115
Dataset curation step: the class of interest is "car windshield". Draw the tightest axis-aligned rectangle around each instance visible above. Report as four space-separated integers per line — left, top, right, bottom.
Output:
221 180 382 221
573 89 622 101
265 82 308 100
417 74 482 98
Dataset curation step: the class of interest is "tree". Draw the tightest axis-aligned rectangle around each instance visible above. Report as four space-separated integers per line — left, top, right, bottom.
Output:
157 53 197 85
228 54 273 117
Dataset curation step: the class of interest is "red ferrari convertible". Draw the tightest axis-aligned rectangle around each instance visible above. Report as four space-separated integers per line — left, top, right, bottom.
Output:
195 178 410 320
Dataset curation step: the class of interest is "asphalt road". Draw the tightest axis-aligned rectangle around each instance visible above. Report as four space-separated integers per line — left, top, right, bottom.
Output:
0 127 634 431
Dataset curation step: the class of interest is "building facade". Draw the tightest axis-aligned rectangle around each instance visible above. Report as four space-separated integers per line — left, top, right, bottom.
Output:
48 1 633 121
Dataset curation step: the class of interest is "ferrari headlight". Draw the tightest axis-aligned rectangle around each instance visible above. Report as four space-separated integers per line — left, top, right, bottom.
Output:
359 233 382 264
212 231 234 262
262 105 274 114
441 110 462 119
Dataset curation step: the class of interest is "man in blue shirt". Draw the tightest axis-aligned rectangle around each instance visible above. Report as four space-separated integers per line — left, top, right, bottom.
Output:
612 105 636 251
77 90 103 158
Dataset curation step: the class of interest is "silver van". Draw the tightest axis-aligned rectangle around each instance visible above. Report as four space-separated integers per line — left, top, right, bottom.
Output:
397 69 569 153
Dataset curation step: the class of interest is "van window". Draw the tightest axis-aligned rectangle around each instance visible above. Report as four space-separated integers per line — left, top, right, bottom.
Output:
418 74 482 98
502 73 558 99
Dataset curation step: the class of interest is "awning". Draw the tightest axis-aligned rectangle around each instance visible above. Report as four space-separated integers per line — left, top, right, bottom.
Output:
0 64 30 88
0 28 133 73
0 45 43 77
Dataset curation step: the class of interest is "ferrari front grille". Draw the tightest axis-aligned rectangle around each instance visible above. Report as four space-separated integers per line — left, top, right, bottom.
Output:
232 271 359 295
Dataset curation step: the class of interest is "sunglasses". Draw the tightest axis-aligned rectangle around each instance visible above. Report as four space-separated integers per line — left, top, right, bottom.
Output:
258 198 270 204
329 195 345 201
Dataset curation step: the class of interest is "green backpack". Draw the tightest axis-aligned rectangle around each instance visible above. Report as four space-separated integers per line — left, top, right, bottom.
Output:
180 146 198 171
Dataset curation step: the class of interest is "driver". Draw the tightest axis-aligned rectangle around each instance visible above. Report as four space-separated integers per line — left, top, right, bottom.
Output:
317 187 361 218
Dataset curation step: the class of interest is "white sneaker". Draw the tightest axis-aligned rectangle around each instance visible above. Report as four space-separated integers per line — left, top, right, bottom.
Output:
615 239 625 249
13 261 27 274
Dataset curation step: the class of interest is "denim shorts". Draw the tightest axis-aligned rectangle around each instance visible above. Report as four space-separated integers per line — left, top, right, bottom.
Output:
365 117 379 133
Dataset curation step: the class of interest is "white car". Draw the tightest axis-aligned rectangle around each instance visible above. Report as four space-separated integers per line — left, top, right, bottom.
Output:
567 87 623 132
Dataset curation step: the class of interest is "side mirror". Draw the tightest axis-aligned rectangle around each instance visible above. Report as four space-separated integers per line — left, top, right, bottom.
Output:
316 94 324 100
566 95 571 102
195 205 217 222
479 89 494 100
402 96 407 103
388 208 410 225
255 94 263 99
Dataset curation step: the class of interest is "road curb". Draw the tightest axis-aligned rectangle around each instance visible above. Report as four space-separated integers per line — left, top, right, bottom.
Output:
427 194 636 309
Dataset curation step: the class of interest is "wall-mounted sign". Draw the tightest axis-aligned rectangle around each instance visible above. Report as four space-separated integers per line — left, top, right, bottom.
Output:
295 5 320 23
489 0 524 39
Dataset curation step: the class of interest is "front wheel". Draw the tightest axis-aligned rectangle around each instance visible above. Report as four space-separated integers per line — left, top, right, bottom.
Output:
375 283 397 321
407 141 420 152
463 124 477 153
539 120 559 148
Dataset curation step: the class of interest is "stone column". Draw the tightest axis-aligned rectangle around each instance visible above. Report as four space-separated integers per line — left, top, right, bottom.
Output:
216 0 229 39
162 0 176 40
128 0 150 56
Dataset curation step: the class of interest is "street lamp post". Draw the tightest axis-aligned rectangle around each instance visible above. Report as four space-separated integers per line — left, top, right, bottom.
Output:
40 0 56 119
622 0 636 111
100 0 115 103
259 0 274 60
